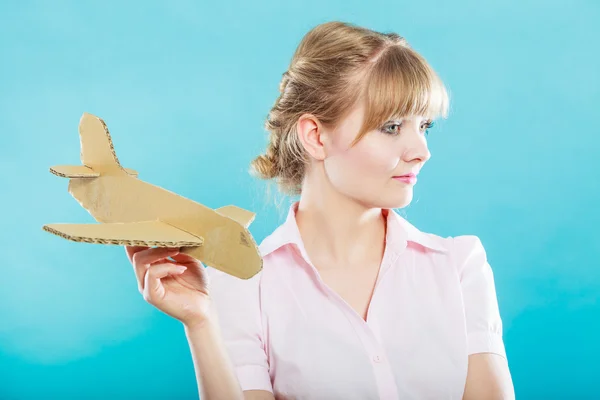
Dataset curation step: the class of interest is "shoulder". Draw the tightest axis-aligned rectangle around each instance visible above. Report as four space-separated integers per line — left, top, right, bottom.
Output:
420 232 487 270
258 224 288 258
451 234 485 251
448 235 490 275
400 214 489 277
257 213 301 262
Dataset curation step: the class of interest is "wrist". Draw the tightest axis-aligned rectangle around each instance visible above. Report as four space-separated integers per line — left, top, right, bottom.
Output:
183 318 223 350
183 316 216 334
182 299 217 332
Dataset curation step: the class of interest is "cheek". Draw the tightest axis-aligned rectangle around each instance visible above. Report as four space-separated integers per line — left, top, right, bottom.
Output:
350 137 400 174
327 135 400 182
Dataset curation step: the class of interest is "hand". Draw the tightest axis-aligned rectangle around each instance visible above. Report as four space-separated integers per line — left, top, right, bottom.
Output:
125 246 212 328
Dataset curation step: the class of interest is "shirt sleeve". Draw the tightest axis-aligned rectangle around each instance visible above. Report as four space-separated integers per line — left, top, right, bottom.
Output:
205 266 273 393
453 235 507 360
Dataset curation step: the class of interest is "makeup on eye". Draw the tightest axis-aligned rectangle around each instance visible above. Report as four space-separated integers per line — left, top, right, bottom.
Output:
379 119 435 136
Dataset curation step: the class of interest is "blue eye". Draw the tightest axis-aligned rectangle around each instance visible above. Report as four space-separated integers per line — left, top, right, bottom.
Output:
382 123 402 135
380 120 435 136
422 121 434 136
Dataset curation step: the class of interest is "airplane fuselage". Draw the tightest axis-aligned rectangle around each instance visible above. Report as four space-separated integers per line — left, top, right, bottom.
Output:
68 169 261 278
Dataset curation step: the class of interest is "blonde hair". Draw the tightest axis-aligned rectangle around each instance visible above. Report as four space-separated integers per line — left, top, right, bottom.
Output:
250 21 449 196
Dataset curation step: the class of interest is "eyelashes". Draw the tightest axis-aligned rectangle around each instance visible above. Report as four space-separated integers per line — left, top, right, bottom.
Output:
380 120 435 136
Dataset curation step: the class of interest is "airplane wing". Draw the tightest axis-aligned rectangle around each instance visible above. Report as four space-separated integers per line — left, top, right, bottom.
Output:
50 165 139 178
43 221 204 247
50 165 100 178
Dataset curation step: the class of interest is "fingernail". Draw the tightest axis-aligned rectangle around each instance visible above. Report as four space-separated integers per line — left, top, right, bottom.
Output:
176 266 187 273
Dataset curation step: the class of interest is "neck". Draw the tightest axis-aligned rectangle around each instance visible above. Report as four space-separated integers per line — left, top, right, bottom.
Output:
295 170 386 270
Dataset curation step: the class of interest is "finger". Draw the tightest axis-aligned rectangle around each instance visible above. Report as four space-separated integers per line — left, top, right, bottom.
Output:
125 246 147 263
132 247 180 292
132 247 180 266
143 263 187 303
170 253 201 265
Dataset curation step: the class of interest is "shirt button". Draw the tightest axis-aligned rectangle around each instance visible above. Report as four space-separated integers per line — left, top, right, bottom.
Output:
373 355 382 363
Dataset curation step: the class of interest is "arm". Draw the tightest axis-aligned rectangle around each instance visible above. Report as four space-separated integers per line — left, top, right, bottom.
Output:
184 320 275 400
187 265 275 400
453 236 515 400
184 320 243 400
463 353 515 400
124 247 274 400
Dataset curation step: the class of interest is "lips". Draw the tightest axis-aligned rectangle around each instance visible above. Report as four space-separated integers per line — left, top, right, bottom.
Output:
394 173 417 179
393 173 417 184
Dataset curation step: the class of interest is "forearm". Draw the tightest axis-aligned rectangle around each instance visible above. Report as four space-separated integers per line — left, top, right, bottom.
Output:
184 317 244 400
463 354 515 400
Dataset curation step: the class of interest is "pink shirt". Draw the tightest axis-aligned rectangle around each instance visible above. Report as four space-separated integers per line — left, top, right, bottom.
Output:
207 202 507 399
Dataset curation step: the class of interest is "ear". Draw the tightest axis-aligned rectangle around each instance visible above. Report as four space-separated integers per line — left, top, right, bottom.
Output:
296 114 327 161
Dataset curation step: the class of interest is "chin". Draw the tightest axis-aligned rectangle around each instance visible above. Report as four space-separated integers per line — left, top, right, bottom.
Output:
379 197 412 210
356 191 413 211
384 185 415 209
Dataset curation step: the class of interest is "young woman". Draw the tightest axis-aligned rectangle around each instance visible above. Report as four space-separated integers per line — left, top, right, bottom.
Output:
125 21 514 399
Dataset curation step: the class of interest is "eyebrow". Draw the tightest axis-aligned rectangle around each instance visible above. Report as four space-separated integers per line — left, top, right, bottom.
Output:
385 116 433 123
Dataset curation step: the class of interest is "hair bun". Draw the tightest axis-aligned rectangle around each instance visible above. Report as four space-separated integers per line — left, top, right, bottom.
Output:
250 153 278 180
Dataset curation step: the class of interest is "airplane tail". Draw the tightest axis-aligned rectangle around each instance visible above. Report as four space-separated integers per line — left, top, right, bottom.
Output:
79 112 123 170
50 113 138 178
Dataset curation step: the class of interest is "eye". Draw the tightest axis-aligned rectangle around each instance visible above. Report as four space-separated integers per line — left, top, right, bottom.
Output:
380 120 435 136
381 122 403 136
421 120 434 136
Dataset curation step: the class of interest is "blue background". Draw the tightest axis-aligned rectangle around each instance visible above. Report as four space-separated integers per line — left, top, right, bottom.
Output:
1 1 598 398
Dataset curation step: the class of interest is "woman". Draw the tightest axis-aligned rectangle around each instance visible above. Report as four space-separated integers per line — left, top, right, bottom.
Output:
125 21 514 399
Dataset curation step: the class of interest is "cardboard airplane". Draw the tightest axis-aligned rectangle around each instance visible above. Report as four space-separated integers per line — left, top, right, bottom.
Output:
43 113 263 280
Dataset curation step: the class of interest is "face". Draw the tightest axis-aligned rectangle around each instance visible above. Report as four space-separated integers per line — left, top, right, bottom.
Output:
313 101 433 209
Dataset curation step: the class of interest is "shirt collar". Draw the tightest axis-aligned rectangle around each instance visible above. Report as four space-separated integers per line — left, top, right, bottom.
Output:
259 201 448 258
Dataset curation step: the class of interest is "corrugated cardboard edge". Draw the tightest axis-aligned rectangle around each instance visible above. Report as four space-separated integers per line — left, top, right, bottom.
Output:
98 117 121 166
42 225 202 247
49 166 99 178
81 113 125 170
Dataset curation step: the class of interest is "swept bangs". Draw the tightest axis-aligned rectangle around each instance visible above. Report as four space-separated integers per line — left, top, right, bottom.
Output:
352 45 450 144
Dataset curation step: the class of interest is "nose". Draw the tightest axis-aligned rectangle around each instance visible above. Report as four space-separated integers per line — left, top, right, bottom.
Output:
401 127 431 164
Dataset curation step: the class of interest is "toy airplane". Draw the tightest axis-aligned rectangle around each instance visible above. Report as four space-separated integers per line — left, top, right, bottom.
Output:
43 113 262 280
